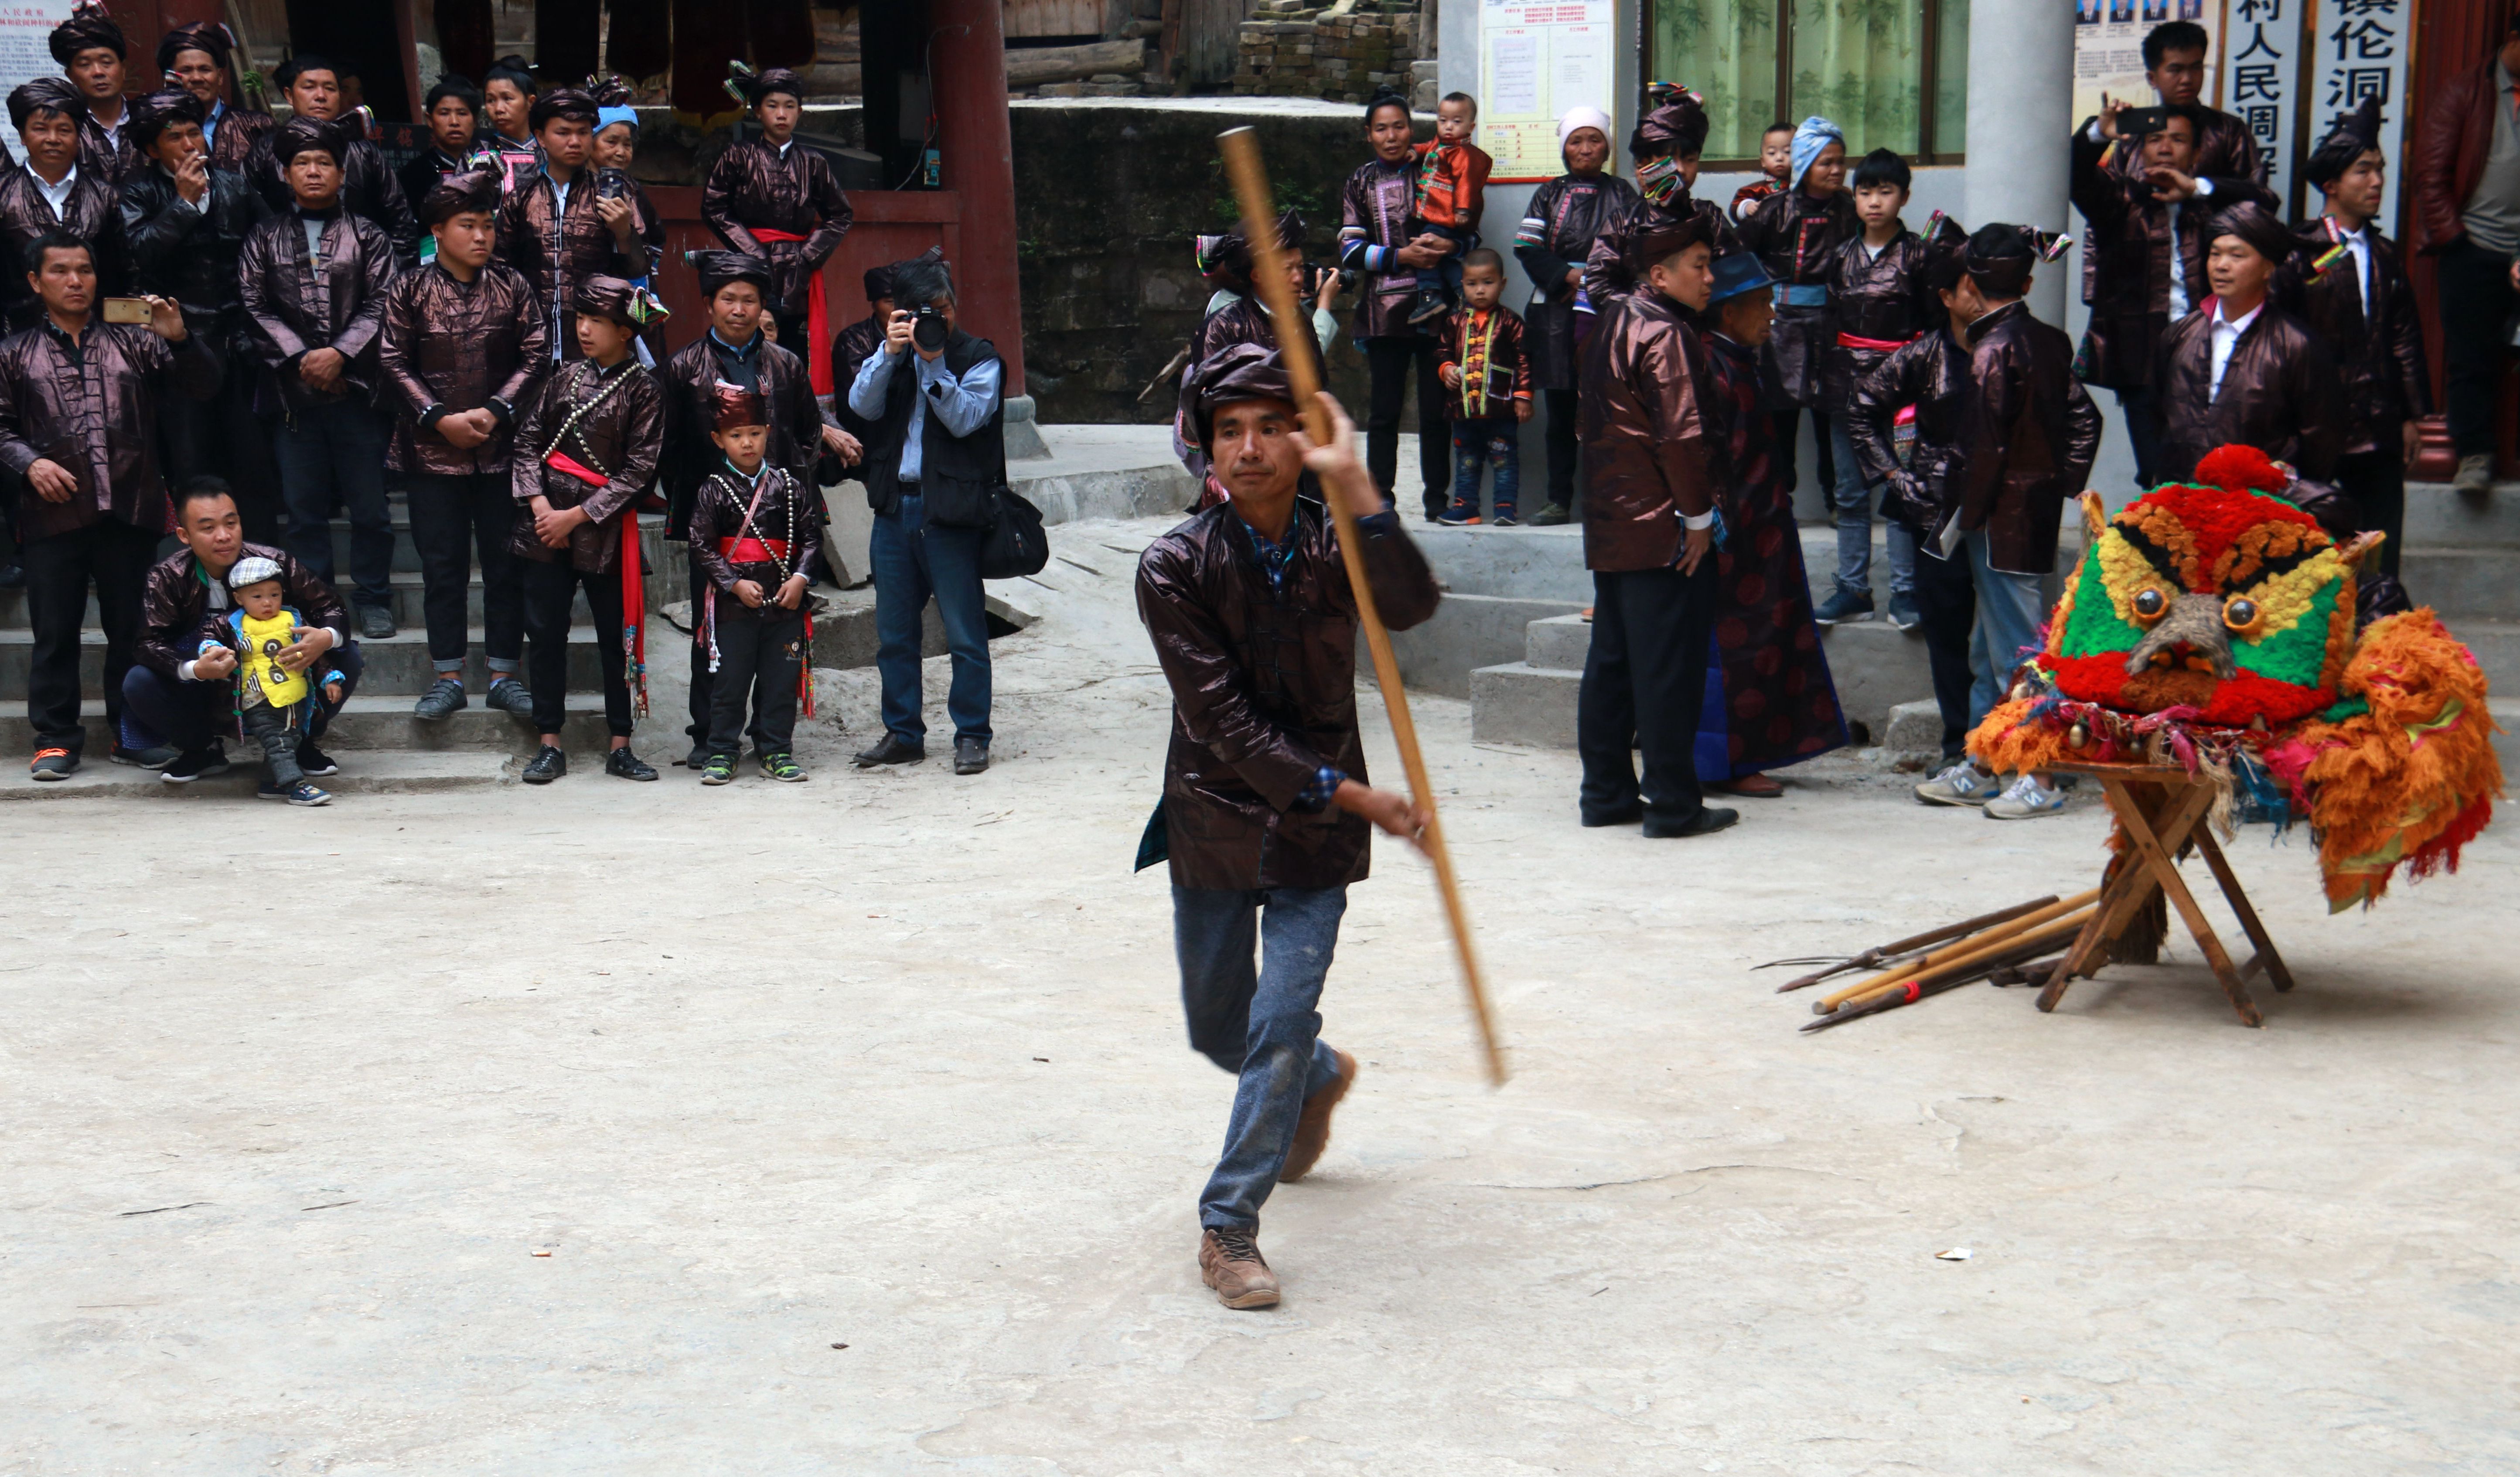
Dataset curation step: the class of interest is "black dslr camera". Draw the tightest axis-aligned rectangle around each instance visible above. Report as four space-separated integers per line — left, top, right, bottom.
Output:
909 302 949 352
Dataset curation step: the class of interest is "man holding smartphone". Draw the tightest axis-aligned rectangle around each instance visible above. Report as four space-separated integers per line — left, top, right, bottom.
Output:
497 87 648 363
0 234 216 778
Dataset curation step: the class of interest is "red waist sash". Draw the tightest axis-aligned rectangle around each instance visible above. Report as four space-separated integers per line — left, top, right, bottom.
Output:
1836 331 1913 352
751 227 832 396
720 536 791 564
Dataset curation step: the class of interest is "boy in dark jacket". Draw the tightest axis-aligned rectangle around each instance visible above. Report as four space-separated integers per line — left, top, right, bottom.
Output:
1136 344 1438 1311
1435 248 1531 525
689 383 822 785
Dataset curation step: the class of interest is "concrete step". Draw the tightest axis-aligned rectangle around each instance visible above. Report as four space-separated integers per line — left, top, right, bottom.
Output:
2397 549 2520 622
0 625 620 699
0 747 512 798
2405 480 2520 549
1478 611 1935 748
2 694 655 760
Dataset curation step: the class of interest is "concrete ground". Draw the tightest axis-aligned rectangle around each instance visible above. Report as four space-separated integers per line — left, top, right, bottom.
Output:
5 514 2516 1475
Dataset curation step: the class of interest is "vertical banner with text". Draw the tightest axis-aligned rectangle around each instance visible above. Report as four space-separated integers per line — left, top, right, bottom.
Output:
2303 0 2409 228
1480 0 1615 184
0 0 73 102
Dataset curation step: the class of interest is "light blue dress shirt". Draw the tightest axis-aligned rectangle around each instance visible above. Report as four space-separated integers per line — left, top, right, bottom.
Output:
847 341 1002 485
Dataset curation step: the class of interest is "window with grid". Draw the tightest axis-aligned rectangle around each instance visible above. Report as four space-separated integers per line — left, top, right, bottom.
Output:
1651 0 1969 166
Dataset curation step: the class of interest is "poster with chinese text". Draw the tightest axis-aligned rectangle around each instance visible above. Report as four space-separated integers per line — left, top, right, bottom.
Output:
1480 0 1614 184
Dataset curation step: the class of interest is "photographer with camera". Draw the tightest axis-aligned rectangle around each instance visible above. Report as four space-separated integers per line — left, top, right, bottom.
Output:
844 256 1002 777
498 87 650 364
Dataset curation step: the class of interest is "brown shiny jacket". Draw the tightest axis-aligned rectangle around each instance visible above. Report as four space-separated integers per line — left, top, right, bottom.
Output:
509 358 663 573
2152 297 2343 486
2069 125 2274 389
1436 304 1528 420
205 104 273 174
1576 287 1715 572
2276 218 2432 454
2083 106 2268 304
136 541 344 678
1953 302 2102 575
377 261 549 475
235 208 397 412
1820 225 1939 410
655 331 823 532
1735 184 1857 406
2413 55 2506 250
497 170 650 360
79 112 140 186
700 140 853 317
121 163 265 340
0 165 130 324
0 318 218 541
1136 498 1440 890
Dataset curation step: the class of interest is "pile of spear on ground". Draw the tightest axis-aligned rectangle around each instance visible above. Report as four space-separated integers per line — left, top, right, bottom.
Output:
1764 890 2102 1033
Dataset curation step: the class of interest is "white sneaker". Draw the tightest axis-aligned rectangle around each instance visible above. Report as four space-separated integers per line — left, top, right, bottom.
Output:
1983 774 2068 819
1914 759 2002 807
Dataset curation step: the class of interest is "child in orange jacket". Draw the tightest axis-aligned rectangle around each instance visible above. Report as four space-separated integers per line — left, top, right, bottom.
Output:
1409 91 1494 325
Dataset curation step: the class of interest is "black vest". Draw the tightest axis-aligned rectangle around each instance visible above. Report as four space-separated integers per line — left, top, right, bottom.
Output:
861 329 1006 525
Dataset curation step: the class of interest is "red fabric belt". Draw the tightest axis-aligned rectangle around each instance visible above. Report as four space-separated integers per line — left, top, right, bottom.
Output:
1836 331 1913 352
752 228 831 396
720 536 791 564
546 450 607 488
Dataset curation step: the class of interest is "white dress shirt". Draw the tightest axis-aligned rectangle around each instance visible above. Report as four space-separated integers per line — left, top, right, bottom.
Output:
2332 220 2373 316
2209 297 2262 399
27 161 76 222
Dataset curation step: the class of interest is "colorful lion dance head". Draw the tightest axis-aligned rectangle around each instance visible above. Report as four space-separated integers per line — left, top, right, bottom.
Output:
2049 445 2355 727
1970 444 2501 911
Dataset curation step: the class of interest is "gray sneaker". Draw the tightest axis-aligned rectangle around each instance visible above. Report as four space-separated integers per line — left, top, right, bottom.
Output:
1915 759 2003 807
1983 773 2070 819
413 678 467 721
485 679 535 717
2453 453 2493 494
1813 587 1876 624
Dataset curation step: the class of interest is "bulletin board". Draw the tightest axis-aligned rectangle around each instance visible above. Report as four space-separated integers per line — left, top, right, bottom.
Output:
1479 0 1615 184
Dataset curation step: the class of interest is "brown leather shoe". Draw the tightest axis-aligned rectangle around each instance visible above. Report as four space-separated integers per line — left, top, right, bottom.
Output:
1199 1225 1281 1309
1279 1049 1357 1183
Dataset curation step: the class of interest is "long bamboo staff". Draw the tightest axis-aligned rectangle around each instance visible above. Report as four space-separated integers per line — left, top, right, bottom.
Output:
1765 894 2060 992
1217 125 1506 1087
1828 907 2096 1013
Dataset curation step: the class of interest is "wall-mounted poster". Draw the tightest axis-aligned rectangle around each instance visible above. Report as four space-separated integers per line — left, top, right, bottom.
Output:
0 0 75 102
1480 0 1614 184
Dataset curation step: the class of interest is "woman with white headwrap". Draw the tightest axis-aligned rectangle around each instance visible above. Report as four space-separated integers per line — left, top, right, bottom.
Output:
1735 116 1855 499
1511 105 1637 526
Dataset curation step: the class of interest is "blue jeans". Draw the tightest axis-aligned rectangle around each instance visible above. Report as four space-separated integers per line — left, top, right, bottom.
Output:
871 491 992 745
1413 223 1472 301
1826 415 1916 601
1173 883 1349 1230
273 398 393 610
1449 416 1519 516
1961 529 2049 726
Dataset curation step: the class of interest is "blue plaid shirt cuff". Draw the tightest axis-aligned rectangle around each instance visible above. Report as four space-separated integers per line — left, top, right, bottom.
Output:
1293 765 1346 813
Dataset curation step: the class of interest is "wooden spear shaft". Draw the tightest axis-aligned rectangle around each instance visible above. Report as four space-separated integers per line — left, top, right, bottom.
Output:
1216 125 1507 1087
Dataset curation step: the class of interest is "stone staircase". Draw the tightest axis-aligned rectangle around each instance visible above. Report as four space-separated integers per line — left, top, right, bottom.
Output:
1466 482 2520 766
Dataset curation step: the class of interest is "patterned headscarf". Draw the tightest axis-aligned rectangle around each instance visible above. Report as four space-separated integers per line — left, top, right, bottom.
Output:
1790 116 1845 189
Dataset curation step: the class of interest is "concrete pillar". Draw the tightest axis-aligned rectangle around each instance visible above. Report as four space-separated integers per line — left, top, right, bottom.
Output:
931 0 1027 400
1964 0 2076 324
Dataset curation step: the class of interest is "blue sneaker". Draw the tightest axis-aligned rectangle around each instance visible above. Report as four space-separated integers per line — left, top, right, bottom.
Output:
259 779 332 806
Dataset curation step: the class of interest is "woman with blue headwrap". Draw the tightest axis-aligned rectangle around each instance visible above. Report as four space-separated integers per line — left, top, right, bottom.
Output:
1735 116 1855 499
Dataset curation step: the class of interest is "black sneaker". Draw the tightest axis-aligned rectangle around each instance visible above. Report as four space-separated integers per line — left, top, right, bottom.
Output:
293 742 339 777
110 742 181 768
605 747 658 781
1406 290 1451 325
160 746 230 783
682 743 709 769
0 561 22 588
357 604 396 640
699 754 736 785
521 745 566 784
258 779 331 806
758 750 807 782
1885 593 1920 631
413 678 467 721
853 734 925 767
28 747 75 781
485 679 535 718
1436 499 1478 526
1490 508 1519 527
1526 502 1572 526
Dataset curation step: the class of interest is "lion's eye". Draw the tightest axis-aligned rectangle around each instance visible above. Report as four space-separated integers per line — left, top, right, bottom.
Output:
2224 596 2262 633
2133 588 2167 621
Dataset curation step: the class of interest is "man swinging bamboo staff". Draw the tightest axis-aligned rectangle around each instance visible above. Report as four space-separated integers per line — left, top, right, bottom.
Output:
1134 342 1441 1310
